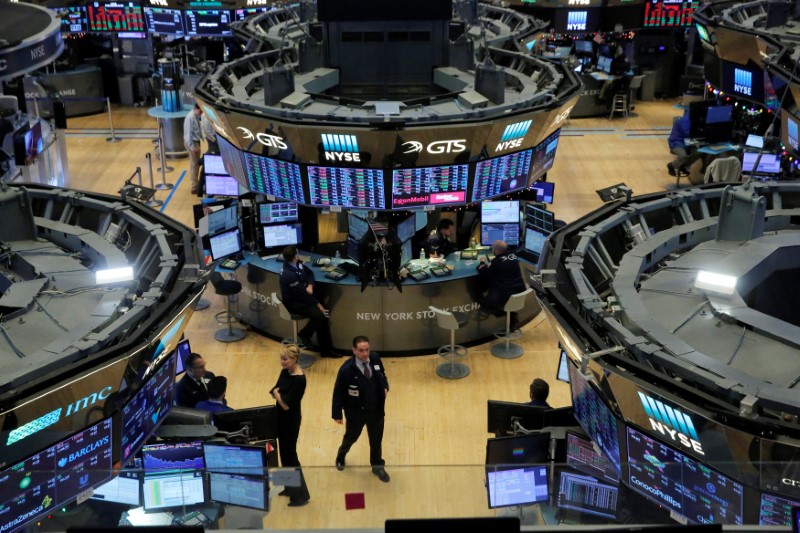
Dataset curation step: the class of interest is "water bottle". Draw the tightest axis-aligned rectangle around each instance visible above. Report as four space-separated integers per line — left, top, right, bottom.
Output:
334 250 341 264
419 248 425 260
470 237 477 249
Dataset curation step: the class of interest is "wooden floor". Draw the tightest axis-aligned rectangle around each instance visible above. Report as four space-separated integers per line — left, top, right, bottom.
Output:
53 98 685 529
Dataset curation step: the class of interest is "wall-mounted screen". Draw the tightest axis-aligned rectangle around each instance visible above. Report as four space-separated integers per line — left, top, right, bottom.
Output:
144 7 184 35
234 7 272 21
209 472 269 511
184 9 232 36
643 0 698 27
259 202 299 224
142 471 206 511
87 1 145 32
203 443 267 476
759 492 800 526
209 227 243 261
481 200 520 224
472 149 533 202
486 466 549 509
480 223 520 247
556 470 618 520
626 426 744 524
391 164 469 209
530 129 561 181
565 431 619 482
531 181 555 204
568 364 622 475
243 151 305 202
308 166 386 209
142 441 205 471
52 6 89 33
90 471 141 506
263 222 302 248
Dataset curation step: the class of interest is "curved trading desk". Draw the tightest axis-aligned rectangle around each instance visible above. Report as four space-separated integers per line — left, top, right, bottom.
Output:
227 252 541 355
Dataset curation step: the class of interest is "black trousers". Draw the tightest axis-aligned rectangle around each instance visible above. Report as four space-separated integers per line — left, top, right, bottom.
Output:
293 304 333 355
336 411 385 468
277 415 310 501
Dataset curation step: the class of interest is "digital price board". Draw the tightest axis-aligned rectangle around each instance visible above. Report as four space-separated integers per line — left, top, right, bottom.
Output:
87 1 145 32
472 149 533 202
391 164 469 209
308 166 385 209
243 153 305 203
184 9 232 36
144 7 184 35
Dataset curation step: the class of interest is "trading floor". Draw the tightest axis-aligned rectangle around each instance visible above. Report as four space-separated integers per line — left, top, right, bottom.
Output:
56 97 682 530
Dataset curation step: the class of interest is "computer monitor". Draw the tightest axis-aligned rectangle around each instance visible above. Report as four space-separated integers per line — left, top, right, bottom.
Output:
742 152 782 175
205 174 240 197
213 405 278 441
174 338 190 375
183 9 232 36
746 134 765 149
206 204 238 236
90 471 141 506
706 105 733 124
203 443 267 475
144 6 184 35
531 181 555 204
263 222 302 249
480 223 520 247
556 349 570 383
486 465 549 509
556 470 619 520
400 239 412 266
208 472 269 511
346 235 360 265
487 400 547 436
565 430 619 482
142 441 205 471
472 149 534 202
209 227 243 261
481 200 520 224
597 56 612 73
348 212 370 240
575 40 593 55
259 202 298 224
395 215 416 243
486 432 551 466
415 211 428 231
142 471 206 511
524 226 548 263
759 492 800 526
526 204 555 233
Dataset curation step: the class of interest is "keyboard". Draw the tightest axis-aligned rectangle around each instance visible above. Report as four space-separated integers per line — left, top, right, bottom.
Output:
429 265 452 277
174 510 211 526
220 258 240 270
313 257 331 266
408 269 430 281
325 268 347 280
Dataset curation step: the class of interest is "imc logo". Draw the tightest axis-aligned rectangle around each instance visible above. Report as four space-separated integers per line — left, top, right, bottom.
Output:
734 68 752 96
567 11 587 31
322 134 361 162
496 120 532 152
637 391 704 455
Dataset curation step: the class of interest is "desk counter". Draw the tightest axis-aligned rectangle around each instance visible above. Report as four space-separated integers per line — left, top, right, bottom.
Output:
226 252 541 355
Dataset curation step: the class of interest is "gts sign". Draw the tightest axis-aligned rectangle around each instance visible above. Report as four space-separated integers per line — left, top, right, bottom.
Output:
237 127 288 150
402 139 467 155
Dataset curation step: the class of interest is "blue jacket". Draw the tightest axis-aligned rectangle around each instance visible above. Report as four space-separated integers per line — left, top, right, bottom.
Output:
279 260 318 312
477 251 527 309
668 114 691 150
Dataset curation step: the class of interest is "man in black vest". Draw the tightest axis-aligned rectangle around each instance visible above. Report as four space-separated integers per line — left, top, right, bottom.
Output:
175 353 216 408
476 240 527 327
331 335 390 482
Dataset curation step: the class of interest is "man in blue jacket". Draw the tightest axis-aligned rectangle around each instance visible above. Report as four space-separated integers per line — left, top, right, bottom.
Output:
476 240 527 327
332 335 391 482
667 110 701 177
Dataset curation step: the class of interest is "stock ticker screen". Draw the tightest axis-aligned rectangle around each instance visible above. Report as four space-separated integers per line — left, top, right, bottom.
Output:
143 7 184 35
308 166 385 209
243 153 305 203
183 10 232 37
643 0 698 28
87 1 145 32
472 149 534 202
391 164 469 209
626 426 744 525
52 7 89 33
759 492 800 526
530 129 561 180
0 418 114 533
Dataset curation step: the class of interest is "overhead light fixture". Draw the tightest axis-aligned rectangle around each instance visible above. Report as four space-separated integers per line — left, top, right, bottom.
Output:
694 270 737 295
96 266 134 284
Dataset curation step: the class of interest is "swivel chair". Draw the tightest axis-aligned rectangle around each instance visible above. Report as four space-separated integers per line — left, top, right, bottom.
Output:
429 305 470 379
272 292 316 369
491 288 533 359
209 271 246 343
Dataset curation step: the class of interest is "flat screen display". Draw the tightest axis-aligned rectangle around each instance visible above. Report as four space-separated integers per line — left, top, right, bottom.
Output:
207 204 238 236
472 149 533 202
234 7 272 21
203 443 266 475
531 181 555 204
90 471 141 505
209 228 242 260
209 473 269 511
556 470 618 519
395 215 416 243
87 1 145 32
183 9 232 36
482 200 520 224
259 202 298 224
52 6 89 33
243 152 305 203
485 432 551 466
486 466 549 508
706 105 733 124
526 204 555 233
643 0 697 28
204 154 227 175
742 152 781 175
174 338 190 375
142 441 205 471
530 129 561 181
556 349 570 383
567 364 622 475
575 40 593 54
144 7 184 35
597 55 612 73
308 166 386 209
400 239 412 265
759 492 800 526
566 431 619 482
0 418 114 532
391 164 469 209
206 174 241 197
142 471 206 511
348 212 369 240
481 223 520 247
120 351 177 464
263 222 302 248
525 227 547 261
745 134 764 149
626 426 744 524
783 113 799 152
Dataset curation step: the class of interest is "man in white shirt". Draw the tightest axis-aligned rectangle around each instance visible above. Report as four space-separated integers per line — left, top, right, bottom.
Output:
183 103 203 194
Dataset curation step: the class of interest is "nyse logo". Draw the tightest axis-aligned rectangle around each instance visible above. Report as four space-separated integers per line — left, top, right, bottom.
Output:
402 139 466 155
567 11 587 31
638 391 704 455
237 127 288 150
734 68 752 96
322 134 361 162
31 45 47 61
496 120 532 152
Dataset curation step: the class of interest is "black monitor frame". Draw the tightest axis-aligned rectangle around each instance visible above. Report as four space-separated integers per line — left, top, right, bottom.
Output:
485 432 552 466
213 405 278 441
487 400 547 436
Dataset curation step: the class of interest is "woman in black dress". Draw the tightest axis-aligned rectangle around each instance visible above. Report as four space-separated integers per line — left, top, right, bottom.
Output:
270 344 311 506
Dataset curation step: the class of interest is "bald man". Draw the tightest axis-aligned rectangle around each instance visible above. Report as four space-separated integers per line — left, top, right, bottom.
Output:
476 240 527 324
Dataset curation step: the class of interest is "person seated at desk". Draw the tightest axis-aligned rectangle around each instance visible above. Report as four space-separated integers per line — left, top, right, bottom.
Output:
476 240 527 327
424 218 456 258
529 378 551 408
175 353 216 408
279 245 337 358
667 110 702 177
195 376 234 419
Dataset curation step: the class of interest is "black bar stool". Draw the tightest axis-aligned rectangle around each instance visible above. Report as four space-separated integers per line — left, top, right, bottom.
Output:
209 271 246 343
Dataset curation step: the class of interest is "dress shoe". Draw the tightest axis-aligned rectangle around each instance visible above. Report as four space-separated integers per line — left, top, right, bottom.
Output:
335 458 345 471
278 489 289 497
666 163 677 177
373 468 390 483
288 498 310 507
679 165 690 176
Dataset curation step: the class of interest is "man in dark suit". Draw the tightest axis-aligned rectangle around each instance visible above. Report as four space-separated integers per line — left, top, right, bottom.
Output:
529 378 551 408
332 335 390 482
476 240 527 327
175 353 215 408
195 376 233 419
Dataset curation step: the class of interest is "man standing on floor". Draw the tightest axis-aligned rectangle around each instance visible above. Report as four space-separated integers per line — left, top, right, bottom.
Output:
183 103 203 194
332 335 390 482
